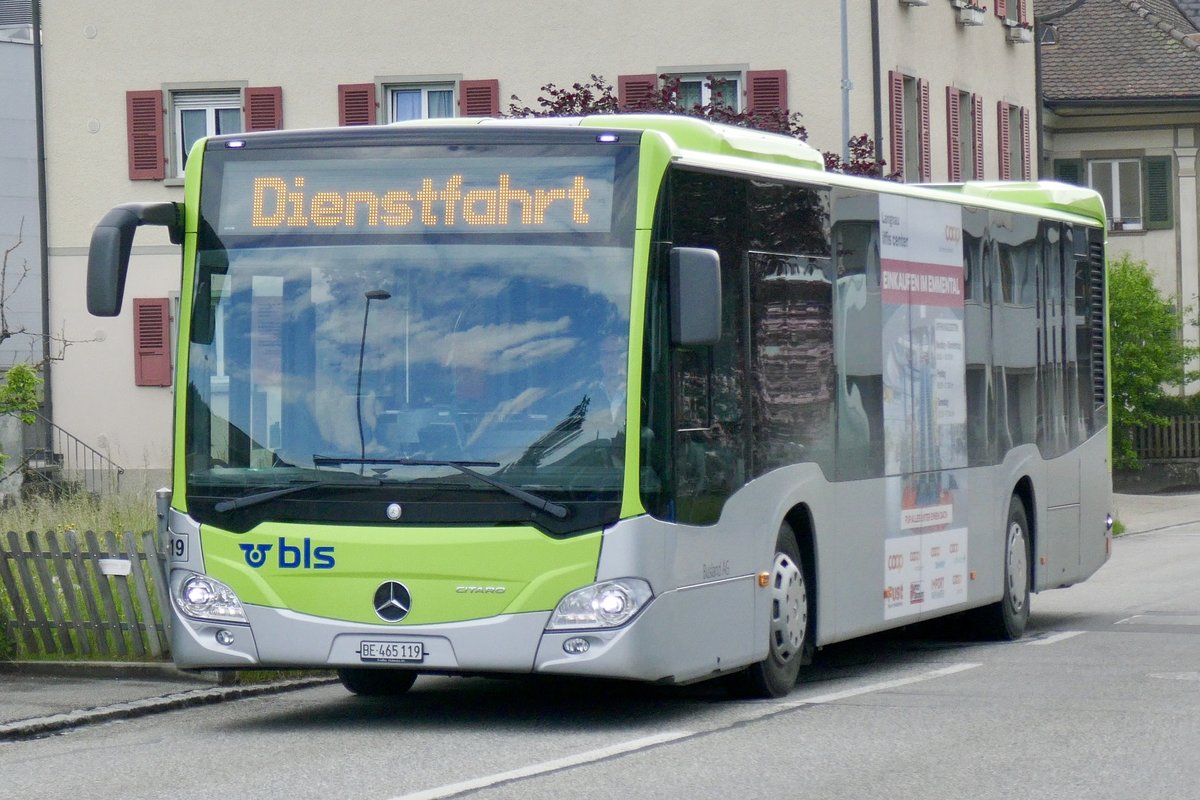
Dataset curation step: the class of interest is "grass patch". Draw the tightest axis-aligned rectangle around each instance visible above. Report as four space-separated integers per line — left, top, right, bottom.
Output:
229 669 335 684
0 491 156 538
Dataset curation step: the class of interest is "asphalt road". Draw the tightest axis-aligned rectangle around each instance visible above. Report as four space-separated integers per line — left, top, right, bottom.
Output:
2 517 1199 800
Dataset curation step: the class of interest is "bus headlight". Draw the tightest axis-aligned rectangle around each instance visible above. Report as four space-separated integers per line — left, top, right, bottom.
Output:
547 579 653 630
177 573 247 623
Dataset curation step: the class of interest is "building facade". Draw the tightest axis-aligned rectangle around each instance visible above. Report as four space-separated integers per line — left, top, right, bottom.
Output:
1038 0 1200 378
40 1 1038 482
0 1 45 495
0 2 43 368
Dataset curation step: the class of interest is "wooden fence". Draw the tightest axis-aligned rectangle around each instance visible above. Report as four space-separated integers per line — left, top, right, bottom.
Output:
1133 416 1200 461
0 530 170 660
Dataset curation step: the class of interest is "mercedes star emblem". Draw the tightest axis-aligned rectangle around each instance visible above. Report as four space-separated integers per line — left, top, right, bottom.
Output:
373 581 412 622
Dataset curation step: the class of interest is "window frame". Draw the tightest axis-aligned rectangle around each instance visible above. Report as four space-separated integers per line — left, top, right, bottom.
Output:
671 71 743 112
889 71 930 182
168 87 244 179
1087 157 1145 232
386 82 457 122
947 87 980 182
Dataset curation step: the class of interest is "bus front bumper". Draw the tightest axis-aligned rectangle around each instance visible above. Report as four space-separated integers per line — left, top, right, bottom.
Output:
168 582 744 685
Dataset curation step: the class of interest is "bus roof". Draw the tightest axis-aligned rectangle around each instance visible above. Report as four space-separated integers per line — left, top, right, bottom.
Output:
927 181 1108 229
389 115 1105 226
390 113 828 172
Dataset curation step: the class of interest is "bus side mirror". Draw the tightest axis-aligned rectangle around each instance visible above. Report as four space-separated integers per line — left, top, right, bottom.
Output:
87 202 182 317
669 247 722 346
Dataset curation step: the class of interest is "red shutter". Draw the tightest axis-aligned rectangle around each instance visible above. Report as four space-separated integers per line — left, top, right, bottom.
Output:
245 86 283 131
338 83 377 126
1018 0 1030 25
459 79 500 117
126 90 165 181
889 70 905 180
997 101 1011 179
946 87 961 182
746 69 788 114
1020 106 1032 180
995 0 1008 18
133 298 172 387
972 94 985 179
918 78 931 182
618 74 657 110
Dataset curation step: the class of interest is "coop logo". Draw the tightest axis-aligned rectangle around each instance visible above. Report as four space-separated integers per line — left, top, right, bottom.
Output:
238 538 335 570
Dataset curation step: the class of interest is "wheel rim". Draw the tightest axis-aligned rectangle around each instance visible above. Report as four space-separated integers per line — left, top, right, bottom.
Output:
1006 519 1028 614
768 552 806 663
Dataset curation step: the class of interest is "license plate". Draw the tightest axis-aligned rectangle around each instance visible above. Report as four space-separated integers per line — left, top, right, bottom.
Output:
357 640 424 664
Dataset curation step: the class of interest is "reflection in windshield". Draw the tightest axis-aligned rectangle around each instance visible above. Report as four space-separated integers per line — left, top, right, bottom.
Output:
186 243 633 508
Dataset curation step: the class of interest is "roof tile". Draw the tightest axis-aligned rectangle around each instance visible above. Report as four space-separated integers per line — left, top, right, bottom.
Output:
1037 0 1200 102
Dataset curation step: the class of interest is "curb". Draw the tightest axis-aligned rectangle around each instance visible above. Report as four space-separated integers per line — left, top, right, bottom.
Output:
0 660 231 684
0 674 337 742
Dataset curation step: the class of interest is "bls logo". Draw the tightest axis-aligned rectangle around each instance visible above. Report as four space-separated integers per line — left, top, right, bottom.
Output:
238 538 335 570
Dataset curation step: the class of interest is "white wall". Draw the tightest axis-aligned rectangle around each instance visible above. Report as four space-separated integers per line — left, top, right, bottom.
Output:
42 1 1038 470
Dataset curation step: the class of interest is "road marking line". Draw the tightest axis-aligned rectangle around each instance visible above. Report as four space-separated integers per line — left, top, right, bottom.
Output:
388 662 980 800
1027 631 1086 646
388 731 694 800
776 662 981 709
1116 614 1200 626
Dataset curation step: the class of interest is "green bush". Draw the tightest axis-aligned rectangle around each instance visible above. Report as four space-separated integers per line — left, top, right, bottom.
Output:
1145 392 1200 417
1109 254 1200 469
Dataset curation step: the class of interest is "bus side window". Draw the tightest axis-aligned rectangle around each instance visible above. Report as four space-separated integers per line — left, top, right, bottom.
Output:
963 207 994 467
667 169 747 525
832 198 884 481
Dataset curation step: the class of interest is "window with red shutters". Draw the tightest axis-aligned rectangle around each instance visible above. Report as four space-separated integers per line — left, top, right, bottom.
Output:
617 74 657 110
459 79 500 117
972 94 985 180
918 78 931 182
338 83 377 126
126 90 165 181
946 87 961 182
245 86 283 132
998 101 1012 179
133 298 172 387
746 70 788 114
1020 106 1032 180
888 71 905 180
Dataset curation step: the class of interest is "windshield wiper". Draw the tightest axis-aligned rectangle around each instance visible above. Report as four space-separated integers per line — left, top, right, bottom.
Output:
213 476 383 513
312 456 570 520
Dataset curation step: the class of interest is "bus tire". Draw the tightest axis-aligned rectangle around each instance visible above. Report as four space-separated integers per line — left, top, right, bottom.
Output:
337 668 419 696
734 522 811 698
977 495 1031 640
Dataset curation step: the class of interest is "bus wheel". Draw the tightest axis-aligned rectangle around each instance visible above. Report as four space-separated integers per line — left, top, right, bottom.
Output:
734 522 810 698
337 668 419 696
977 495 1031 640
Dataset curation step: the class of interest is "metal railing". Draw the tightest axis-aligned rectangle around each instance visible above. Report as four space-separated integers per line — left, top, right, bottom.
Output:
21 413 125 498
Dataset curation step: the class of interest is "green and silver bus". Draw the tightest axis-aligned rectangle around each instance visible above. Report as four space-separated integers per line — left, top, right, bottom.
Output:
88 115 1112 697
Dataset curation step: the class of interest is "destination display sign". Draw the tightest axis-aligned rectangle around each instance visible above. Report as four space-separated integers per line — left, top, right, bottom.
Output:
217 155 616 235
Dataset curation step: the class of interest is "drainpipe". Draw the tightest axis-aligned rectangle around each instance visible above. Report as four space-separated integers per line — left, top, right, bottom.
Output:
31 0 53 451
840 0 851 160
870 0 883 165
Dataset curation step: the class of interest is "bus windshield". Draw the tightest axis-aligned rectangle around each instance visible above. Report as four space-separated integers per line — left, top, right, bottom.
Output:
185 141 636 527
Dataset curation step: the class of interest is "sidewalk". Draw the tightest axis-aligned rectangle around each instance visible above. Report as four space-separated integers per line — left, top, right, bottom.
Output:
0 661 335 741
1112 491 1200 534
2 491 1196 741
